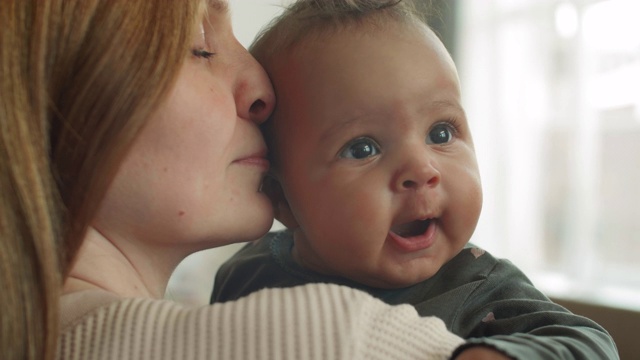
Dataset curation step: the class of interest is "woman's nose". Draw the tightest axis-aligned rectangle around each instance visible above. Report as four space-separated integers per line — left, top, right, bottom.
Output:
234 45 275 125
393 150 441 192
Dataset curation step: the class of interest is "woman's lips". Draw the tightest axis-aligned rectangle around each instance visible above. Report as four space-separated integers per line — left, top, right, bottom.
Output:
235 156 270 168
234 150 270 170
388 219 437 252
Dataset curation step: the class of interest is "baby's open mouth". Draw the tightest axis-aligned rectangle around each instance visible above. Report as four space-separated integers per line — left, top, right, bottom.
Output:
390 219 433 238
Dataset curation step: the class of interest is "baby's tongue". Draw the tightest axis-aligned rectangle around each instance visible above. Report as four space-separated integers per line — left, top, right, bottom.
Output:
390 219 430 238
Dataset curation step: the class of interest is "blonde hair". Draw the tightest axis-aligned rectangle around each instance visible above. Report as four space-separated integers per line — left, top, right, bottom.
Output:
0 0 201 358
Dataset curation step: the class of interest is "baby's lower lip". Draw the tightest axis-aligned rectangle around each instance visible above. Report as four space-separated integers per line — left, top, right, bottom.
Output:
388 221 437 252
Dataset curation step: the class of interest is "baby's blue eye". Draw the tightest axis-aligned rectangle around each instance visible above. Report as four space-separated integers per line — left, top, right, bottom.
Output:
339 137 381 159
427 123 454 144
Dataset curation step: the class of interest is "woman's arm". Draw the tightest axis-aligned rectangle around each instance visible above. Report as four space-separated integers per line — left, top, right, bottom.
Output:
59 283 464 360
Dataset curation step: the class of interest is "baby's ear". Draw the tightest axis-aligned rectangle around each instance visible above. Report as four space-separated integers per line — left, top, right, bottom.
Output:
262 174 299 229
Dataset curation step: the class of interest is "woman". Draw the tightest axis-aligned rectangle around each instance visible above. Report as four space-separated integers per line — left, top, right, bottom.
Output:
1 0 464 359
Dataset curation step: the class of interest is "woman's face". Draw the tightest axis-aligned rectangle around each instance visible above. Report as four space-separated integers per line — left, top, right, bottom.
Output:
94 2 275 251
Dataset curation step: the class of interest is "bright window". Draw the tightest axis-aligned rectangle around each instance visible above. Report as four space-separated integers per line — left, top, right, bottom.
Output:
458 0 640 311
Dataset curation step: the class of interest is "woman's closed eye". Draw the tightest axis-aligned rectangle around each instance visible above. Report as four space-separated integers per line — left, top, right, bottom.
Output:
338 137 381 159
192 48 215 59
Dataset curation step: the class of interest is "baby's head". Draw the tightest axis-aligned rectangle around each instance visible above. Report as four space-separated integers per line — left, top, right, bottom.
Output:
254 0 482 289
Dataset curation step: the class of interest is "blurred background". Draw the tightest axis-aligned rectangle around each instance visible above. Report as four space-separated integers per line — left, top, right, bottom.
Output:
455 0 640 313
167 0 639 355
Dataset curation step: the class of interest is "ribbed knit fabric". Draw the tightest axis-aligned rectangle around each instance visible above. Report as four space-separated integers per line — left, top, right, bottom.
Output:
58 283 464 360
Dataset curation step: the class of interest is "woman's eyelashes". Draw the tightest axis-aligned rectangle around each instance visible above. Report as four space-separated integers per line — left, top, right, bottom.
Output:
339 137 381 160
192 48 215 59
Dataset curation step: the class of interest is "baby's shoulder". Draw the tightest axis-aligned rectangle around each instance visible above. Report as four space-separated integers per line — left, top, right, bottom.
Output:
443 245 525 282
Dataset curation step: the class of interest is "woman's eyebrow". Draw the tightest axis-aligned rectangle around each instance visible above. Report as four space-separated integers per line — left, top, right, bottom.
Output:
209 0 229 12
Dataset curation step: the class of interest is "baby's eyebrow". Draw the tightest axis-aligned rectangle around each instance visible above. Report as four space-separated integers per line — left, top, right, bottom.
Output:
319 114 371 143
429 100 464 111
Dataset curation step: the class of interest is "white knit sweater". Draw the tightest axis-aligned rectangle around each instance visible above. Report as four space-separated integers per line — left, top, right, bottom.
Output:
58 283 463 360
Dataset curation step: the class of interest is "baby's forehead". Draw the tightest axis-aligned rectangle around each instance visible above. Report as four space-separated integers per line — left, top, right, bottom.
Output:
270 19 437 67
253 2 440 80
303 16 431 46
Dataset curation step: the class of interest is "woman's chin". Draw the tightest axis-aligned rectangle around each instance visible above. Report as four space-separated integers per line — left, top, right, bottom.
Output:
253 193 277 229
224 200 274 244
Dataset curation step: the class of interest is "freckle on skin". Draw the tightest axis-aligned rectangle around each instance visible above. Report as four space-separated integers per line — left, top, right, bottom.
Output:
163 167 168 172
179 211 185 216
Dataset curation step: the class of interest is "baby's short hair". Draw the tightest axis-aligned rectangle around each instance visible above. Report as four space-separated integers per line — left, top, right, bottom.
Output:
250 0 428 66
253 0 434 170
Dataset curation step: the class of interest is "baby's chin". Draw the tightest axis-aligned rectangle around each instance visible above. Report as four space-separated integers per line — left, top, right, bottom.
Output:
344 268 438 290
357 276 431 290
297 253 441 289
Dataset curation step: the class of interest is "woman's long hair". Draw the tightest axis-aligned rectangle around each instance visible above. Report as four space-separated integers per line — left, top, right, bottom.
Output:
0 0 201 358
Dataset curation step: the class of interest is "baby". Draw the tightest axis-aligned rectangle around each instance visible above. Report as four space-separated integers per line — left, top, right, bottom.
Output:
212 1 618 359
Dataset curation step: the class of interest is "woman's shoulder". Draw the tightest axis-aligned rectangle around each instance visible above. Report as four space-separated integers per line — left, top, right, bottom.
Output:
59 290 203 359
58 284 463 360
60 284 373 331
60 289 125 330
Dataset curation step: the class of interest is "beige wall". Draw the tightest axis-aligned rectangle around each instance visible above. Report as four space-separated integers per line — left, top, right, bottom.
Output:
553 298 639 360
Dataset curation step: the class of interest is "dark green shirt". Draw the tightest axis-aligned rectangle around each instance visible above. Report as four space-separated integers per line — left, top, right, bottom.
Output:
212 230 618 359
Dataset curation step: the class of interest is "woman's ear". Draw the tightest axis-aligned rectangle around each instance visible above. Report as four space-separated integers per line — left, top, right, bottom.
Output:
262 174 299 229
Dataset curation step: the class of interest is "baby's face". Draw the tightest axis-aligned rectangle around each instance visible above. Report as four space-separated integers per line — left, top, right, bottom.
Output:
268 21 482 288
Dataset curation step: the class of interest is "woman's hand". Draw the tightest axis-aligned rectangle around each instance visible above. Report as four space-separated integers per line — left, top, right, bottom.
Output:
454 346 512 360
